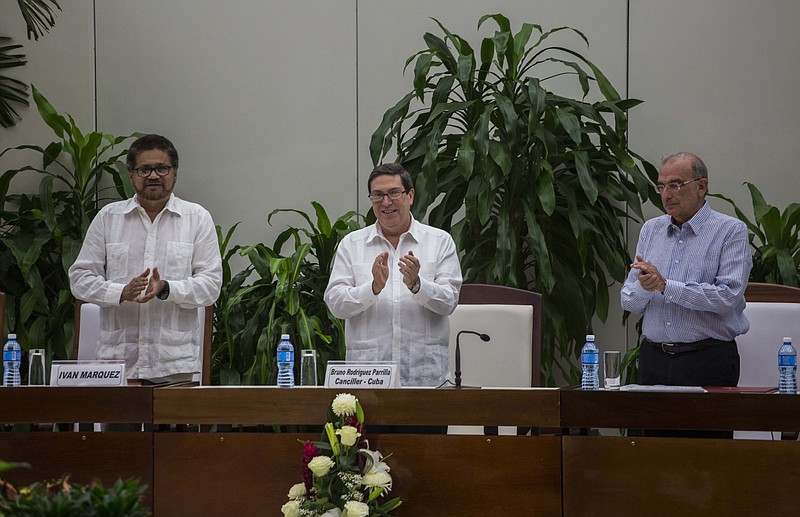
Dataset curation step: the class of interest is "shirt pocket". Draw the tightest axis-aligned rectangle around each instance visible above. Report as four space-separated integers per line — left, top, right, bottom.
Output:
420 261 437 281
165 242 193 279
158 328 197 365
354 264 373 286
97 329 126 361
105 243 129 281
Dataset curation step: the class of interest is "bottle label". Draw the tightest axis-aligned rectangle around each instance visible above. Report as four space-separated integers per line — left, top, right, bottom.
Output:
278 350 294 363
779 355 797 367
3 349 21 362
581 352 599 365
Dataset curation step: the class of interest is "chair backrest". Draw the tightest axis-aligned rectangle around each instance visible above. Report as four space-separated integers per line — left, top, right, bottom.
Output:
447 284 542 388
73 300 214 385
735 283 800 440
738 282 800 388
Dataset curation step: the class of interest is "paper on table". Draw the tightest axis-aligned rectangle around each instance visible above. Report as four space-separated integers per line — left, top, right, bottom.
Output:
619 384 707 393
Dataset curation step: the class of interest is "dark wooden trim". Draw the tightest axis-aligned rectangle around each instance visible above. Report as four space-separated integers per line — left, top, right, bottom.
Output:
745 282 800 303
0 291 5 338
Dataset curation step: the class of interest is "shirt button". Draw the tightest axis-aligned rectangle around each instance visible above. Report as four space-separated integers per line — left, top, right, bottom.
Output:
667 322 671 326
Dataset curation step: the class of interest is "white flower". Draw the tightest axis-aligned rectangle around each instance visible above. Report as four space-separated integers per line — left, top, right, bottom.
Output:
320 508 342 517
308 455 335 477
287 482 306 499
281 499 301 517
343 500 370 517
336 425 361 447
332 393 357 417
361 449 393 491
363 470 392 490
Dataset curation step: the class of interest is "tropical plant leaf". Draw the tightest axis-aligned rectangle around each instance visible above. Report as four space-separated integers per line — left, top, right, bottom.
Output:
370 14 657 383
0 38 29 128
16 0 62 41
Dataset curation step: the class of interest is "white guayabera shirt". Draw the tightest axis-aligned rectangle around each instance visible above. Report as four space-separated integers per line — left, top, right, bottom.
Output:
69 194 222 379
324 218 462 386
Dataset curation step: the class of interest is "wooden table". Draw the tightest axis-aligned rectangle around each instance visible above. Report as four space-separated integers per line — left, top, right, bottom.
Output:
5 386 800 516
560 389 800 516
152 387 562 516
0 386 154 507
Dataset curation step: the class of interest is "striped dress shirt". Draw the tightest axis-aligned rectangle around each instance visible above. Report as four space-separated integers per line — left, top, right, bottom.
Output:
621 202 751 343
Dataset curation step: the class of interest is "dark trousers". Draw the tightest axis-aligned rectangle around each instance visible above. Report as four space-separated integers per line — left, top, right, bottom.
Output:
638 338 739 438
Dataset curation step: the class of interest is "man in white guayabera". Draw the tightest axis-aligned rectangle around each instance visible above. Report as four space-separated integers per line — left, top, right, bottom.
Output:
69 134 221 381
324 163 462 387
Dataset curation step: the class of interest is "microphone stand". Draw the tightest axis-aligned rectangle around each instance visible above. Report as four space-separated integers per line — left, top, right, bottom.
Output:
443 330 490 389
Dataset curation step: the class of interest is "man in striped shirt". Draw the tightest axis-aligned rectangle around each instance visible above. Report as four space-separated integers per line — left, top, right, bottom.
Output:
621 152 751 389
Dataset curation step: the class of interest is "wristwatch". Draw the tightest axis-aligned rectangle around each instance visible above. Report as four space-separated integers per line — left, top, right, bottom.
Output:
409 277 421 294
157 280 170 300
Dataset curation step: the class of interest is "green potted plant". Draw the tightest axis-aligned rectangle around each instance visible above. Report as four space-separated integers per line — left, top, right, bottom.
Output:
370 13 658 384
711 183 800 286
0 86 138 370
213 202 361 385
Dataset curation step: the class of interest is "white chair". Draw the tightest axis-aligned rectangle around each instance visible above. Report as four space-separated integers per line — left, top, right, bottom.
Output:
446 284 542 435
735 282 800 440
73 301 213 385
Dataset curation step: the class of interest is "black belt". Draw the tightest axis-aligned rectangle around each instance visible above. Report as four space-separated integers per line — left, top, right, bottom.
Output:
646 338 732 355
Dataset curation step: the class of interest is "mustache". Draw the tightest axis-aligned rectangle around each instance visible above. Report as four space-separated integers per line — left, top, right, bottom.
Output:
144 181 163 186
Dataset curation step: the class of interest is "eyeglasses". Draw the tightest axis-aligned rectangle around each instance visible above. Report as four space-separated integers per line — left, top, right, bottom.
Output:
654 178 701 194
369 189 408 202
131 165 174 178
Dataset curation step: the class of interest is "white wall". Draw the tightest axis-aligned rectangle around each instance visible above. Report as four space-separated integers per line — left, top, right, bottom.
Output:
3 0 800 375
0 2 95 193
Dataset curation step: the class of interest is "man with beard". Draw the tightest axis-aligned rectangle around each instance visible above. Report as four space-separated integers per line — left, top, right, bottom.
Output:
69 134 221 380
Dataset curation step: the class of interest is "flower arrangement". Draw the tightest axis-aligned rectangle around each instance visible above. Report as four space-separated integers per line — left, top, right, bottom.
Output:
281 393 402 517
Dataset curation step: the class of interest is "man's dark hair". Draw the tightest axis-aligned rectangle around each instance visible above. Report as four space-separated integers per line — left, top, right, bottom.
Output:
367 163 413 193
126 134 179 171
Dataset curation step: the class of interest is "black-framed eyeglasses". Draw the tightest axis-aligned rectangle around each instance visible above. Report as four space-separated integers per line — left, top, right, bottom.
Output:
131 165 175 178
369 189 409 202
654 178 701 194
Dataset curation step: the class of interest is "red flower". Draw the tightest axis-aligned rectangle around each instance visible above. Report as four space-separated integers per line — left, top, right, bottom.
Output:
301 440 321 490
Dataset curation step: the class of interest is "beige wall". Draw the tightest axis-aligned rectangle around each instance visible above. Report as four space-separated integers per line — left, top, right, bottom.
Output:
2 0 799 367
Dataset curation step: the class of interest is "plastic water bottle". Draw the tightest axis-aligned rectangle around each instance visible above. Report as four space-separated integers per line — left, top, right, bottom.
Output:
778 336 797 395
581 334 600 390
276 334 295 388
3 334 22 387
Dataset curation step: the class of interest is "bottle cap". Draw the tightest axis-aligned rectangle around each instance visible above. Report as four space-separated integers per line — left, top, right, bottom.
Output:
783 337 792 342
7 334 16 339
281 334 290 340
586 334 595 341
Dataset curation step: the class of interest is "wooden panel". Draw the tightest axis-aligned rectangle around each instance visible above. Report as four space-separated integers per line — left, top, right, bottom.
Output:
155 433 561 516
563 436 800 516
0 387 153 424
154 387 561 427
0 432 153 508
561 389 800 431
745 282 800 303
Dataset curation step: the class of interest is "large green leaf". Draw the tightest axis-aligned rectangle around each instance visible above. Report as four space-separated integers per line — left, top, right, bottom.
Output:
370 13 657 384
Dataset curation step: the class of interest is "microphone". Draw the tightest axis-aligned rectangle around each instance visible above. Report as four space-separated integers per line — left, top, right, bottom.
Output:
455 330 491 388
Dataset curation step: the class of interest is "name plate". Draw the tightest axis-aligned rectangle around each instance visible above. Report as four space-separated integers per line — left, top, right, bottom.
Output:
51 361 126 387
324 361 398 389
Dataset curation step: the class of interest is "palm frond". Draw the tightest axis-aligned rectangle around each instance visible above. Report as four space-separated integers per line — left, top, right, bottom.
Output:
0 37 29 128
16 0 62 41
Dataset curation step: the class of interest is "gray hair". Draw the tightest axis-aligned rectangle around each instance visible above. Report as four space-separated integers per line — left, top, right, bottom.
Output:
661 152 708 180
